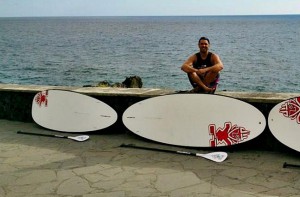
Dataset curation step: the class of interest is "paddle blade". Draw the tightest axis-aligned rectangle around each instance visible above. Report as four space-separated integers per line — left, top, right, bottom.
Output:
68 135 89 142
196 152 228 163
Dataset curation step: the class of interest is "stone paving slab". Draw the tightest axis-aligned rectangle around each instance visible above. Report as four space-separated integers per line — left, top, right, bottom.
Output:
0 119 300 197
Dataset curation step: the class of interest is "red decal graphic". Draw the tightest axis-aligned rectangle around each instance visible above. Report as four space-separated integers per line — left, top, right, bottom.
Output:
279 97 300 124
209 122 251 147
35 90 48 107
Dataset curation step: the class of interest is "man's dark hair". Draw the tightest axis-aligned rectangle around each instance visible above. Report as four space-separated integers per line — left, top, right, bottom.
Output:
199 37 210 44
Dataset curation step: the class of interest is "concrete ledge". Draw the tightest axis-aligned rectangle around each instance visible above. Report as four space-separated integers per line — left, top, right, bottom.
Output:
0 84 172 97
0 83 298 102
218 91 299 104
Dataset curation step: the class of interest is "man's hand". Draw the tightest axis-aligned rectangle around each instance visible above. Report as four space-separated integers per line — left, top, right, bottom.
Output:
195 69 206 76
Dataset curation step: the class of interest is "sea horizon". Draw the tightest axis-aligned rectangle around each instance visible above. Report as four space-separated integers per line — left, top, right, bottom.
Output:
1 13 299 18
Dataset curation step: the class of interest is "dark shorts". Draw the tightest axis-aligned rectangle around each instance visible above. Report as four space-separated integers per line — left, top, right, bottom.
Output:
188 73 220 90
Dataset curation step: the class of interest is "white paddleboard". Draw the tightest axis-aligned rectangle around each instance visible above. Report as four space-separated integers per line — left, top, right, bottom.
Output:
123 94 266 147
268 96 300 152
32 90 118 132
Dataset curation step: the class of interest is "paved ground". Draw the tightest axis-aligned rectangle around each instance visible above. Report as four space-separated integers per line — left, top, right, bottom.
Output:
0 119 299 197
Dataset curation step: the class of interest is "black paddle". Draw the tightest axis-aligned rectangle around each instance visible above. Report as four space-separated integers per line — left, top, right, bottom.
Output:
17 131 89 142
283 162 300 169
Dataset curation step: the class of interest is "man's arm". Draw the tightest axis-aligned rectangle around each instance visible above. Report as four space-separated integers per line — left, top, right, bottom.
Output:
181 55 198 73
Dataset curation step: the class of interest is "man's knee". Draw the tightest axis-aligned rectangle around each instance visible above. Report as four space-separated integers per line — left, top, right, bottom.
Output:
188 72 201 81
204 71 219 84
188 72 197 78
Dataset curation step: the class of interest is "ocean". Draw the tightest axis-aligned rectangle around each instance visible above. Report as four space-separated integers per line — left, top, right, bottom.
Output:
0 15 299 93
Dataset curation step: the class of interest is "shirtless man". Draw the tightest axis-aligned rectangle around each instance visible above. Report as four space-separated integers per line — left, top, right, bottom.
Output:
181 37 223 93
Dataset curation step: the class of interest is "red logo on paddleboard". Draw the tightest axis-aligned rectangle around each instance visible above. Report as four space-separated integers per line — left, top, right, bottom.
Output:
35 90 48 107
279 97 300 124
209 122 251 147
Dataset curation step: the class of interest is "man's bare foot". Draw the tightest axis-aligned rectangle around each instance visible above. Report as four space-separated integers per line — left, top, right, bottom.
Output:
189 87 215 94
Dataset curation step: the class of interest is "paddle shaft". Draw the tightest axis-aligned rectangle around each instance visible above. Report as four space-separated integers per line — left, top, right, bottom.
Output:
283 162 300 169
120 144 197 156
17 131 67 139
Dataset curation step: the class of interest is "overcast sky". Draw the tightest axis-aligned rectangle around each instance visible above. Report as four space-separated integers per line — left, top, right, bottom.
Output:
0 0 299 17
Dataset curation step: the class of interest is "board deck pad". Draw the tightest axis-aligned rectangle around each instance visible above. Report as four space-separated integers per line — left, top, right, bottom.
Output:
32 90 118 132
268 96 300 152
123 94 266 147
